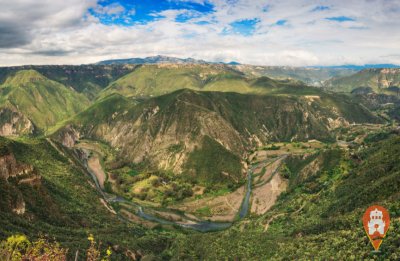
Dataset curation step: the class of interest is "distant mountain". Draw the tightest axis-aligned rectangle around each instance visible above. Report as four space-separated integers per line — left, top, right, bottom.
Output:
232 65 357 86
310 64 400 70
97 55 241 65
324 68 400 93
97 64 318 99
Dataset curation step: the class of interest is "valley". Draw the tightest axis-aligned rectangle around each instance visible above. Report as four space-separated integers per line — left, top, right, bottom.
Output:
1 0 400 258
68 133 337 230
0 62 399 260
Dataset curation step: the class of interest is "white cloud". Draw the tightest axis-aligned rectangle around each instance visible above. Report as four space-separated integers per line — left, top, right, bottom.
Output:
0 0 399 66
95 3 126 15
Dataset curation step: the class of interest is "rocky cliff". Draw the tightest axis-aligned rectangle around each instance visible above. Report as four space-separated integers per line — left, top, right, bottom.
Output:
54 90 380 186
0 145 39 215
324 68 400 93
0 107 35 136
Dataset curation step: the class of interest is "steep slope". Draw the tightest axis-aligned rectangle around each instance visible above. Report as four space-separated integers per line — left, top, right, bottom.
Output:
0 136 171 259
169 133 400 260
324 68 400 93
0 107 35 136
98 64 252 98
0 70 90 132
54 89 380 189
0 65 136 99
97 64 314 99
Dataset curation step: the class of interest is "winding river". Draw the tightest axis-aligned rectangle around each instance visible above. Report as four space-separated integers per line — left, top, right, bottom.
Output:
82 150 264 232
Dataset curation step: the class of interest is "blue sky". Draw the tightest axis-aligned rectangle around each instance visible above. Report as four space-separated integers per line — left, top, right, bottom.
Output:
90 0 215 25
0 0 400 66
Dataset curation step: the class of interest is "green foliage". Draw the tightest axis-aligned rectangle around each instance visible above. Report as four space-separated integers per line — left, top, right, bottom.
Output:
363 131 391 143
194 206 212 217
0 70 90 131
0 136 173 259
0 234 67 260
184 136 243 190
0 65 136 100
167 135 400 260
263 144 281 150
109 167 194 205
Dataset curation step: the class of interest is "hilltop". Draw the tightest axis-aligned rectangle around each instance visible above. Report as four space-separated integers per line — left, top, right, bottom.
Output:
0 70 90 133
97 64 324 99
0 65 136 100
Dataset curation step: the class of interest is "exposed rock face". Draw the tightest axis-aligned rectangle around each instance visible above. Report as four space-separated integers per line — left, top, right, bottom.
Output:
91 102 245 173
0 148 38 215
0 152 34 180
377 68 400 88
0 107 34 136
353 93 400 110
54 125 80 147
55 90 379 180
325 68 400 92
12 198 26 215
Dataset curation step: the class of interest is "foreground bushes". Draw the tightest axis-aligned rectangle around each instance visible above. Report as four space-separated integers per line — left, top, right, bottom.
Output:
0 234 112 261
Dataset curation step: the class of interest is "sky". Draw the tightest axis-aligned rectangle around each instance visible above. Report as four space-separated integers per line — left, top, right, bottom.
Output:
0 0 399 66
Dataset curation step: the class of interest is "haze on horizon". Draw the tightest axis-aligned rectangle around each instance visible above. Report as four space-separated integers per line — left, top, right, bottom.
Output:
0 0 399 67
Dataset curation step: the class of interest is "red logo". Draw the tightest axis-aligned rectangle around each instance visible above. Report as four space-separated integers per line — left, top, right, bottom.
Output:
362 205 390 251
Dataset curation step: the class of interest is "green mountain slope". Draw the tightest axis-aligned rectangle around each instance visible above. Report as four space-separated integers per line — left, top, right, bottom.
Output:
97 64 315 99
0 70 90 132
0 136 172 259
0 65 136 100
170 134 400 260
54 89 380 191
324 68 400 93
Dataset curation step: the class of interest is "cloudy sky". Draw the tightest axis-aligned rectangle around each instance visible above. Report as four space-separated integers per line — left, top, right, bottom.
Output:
0 0 399 66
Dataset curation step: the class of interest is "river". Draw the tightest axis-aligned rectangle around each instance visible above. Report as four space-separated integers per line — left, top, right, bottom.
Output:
82 150 265 232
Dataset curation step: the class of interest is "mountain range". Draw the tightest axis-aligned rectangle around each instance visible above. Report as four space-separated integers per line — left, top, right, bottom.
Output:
97 55 240 66
0 59 399 260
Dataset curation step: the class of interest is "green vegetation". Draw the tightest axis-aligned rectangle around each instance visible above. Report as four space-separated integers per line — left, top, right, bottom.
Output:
97 64 330 99
109 169 194 205
0 65 136 100
195 206 212 217
0 136 175 260
1 64 398 259
184 136 243 190
0 70 89 132
168 135 400 259
263 144 281 150
0 234 67 260
0 233 116 261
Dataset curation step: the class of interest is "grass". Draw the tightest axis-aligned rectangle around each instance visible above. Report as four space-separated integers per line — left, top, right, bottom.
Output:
195 206 212 217
98 64 326 99
184 136 243 190
0 70 90 131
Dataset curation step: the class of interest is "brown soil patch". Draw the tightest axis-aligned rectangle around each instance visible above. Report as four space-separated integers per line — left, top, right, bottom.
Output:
88 155 106 189
251 173 287 215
